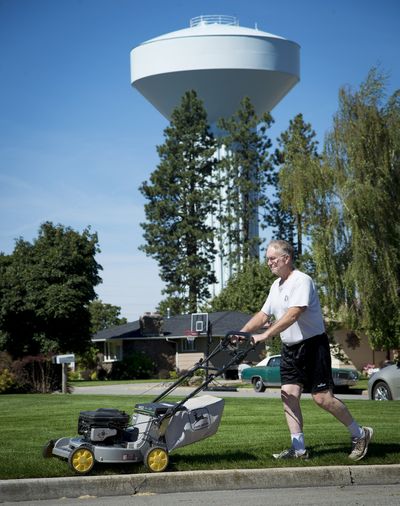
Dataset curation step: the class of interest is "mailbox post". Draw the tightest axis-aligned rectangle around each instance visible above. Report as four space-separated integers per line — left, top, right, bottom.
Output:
53 354 75 394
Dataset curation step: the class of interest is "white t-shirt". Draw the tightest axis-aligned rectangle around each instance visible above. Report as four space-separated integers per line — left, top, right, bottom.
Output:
261 270 325 345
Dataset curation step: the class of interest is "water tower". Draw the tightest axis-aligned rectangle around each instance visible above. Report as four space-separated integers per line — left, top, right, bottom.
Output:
130 15 300 292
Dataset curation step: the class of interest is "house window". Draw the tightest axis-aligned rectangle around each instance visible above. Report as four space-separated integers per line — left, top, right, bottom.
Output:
182 339 196 352
182 338 197 352
103 340 122 362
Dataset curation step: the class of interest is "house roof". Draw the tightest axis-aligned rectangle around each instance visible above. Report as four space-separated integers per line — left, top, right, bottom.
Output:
92 311 252 342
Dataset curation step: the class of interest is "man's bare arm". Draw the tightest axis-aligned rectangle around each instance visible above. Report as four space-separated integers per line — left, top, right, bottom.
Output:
240 311 271 334
252 306 306 343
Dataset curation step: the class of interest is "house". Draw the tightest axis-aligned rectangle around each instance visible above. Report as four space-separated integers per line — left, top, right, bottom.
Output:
331 328 393 371
92 311 265 378
92 309 392 379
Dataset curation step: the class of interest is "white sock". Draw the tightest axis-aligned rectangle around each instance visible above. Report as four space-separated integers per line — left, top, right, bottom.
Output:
347 421 363 439
291 432 306 452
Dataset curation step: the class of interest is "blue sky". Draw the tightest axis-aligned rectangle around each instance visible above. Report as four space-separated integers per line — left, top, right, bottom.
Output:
1 0 399 321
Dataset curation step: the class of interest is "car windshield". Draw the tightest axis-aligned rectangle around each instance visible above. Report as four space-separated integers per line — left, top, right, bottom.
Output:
256 356 281 367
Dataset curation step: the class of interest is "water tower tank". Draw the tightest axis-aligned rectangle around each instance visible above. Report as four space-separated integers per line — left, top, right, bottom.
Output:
130 15 300 123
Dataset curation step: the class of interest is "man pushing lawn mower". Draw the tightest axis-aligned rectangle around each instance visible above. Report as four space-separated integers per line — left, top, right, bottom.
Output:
240 239 373 461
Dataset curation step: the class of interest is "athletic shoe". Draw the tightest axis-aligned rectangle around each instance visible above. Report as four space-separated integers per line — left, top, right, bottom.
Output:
349 426 373 461
272 448 309 460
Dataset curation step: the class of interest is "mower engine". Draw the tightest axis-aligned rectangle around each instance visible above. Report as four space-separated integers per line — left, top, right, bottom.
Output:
78 408 135 444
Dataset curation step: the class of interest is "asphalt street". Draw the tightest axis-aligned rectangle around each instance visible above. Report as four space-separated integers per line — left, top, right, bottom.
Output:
1 465 400 503
2 484 400 506
70 381 368 400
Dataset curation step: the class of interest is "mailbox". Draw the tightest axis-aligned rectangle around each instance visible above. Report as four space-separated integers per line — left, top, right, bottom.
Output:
54 354 75 364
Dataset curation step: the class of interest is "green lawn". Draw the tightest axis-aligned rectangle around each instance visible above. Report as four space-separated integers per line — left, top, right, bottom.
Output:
0 394 398 479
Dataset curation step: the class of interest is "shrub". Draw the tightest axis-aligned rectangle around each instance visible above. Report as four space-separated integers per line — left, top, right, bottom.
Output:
188 368 206 386
0 352 18 393
11 355 63 393
74 347 108 381
266 336 281 356
157 369 171 380
0 368 17 394
169 369 190 385
168 368 205 386
0 351 13 371
108 352 155 380
68 370 81 381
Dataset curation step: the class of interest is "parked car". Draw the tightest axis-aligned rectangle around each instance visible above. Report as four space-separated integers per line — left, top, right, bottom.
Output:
368 362 400 400
241 355 359 392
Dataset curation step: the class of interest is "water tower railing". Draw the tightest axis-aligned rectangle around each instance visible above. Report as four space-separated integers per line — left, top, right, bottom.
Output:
190 15 239 27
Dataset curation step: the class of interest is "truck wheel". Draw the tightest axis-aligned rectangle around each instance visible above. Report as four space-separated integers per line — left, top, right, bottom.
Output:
68 445 95 474
144 447 169 473
253 377 266 393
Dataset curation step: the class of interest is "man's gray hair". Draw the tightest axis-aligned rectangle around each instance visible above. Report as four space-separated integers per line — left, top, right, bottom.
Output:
267 239 294 260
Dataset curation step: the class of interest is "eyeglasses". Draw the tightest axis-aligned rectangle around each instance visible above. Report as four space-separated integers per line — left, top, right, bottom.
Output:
266 253 288 263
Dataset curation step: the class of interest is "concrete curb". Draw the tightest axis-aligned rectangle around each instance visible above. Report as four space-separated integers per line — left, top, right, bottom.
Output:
1 465 399 502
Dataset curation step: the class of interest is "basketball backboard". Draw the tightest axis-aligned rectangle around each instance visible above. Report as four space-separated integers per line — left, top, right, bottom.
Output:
190 313 209 335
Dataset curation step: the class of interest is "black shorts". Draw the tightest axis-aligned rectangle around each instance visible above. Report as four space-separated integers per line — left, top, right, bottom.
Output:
280 333 334 393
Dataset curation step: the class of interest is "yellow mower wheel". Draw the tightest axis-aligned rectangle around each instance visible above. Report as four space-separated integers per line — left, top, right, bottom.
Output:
68 445 95 475
145 447 169 473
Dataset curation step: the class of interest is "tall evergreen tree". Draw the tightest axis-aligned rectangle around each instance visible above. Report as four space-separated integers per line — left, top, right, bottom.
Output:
270 113 321 258
314 68 400 352
217 97 274 272
267 171 295 245
139 91 218 313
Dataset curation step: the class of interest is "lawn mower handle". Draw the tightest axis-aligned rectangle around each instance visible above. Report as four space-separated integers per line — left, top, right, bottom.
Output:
223 331 255 347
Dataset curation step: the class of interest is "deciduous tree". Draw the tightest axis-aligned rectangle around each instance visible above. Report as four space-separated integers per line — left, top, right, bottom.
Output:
89 300 127 334
208 259 275 314
0 222 102 357
314 68 400 352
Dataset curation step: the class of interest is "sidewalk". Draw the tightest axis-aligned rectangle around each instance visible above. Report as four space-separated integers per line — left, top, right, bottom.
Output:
1 465 399 502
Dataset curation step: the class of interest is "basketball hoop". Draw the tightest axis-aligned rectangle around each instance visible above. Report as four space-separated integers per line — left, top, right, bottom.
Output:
184 329 198 343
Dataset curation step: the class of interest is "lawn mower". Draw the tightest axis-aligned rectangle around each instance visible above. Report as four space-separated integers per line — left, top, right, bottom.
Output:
43 331 254 474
